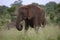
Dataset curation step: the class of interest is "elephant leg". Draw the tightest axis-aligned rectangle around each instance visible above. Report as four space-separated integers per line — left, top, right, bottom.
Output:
34 26 39 34
7 26 10 30
42 20 46 28
7 24 10 30
34 17 39 34
24 18 29 36
29 18 34 28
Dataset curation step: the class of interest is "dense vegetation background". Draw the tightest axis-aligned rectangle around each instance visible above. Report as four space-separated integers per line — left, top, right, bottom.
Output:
0 0 60 40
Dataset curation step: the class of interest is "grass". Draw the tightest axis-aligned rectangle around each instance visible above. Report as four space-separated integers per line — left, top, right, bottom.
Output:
0 24 60 40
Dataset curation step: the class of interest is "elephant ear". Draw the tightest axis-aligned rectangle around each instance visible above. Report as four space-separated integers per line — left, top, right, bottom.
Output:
16 25 23 31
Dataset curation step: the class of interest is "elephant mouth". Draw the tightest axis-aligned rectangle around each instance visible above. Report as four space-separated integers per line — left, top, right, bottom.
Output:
16 25 23 31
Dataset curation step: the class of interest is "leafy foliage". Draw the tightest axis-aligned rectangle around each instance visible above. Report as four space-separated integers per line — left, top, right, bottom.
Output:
0 0 22 26
0 1 60 27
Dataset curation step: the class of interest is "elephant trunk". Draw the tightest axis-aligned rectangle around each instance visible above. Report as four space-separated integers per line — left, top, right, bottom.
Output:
15 12 23 31
16 24 23 31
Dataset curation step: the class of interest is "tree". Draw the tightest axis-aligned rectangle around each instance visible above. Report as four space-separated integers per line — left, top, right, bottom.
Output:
0 5 11 26
7 0 23 22
11 0 22 7
7 7 16 22
0 6 8 16
45 1 56 22
32 3 45 7
55 3 60 26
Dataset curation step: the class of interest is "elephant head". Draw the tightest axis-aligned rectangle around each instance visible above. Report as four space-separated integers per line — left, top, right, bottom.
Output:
15 6 28 31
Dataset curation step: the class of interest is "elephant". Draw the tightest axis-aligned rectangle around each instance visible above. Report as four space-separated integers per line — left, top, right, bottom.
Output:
15 4 46 34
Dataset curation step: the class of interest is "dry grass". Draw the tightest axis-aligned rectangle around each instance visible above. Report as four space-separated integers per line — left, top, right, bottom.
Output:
0 24 60 40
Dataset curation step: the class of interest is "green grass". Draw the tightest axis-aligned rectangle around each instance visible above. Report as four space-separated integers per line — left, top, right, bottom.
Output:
0 24 60 40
